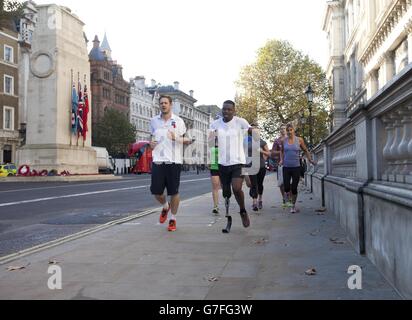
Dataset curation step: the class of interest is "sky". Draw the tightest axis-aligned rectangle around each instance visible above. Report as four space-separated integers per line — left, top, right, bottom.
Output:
35 0 329 106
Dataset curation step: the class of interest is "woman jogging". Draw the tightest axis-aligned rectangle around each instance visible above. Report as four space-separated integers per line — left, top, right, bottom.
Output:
279 123 315 213
244 125 271 212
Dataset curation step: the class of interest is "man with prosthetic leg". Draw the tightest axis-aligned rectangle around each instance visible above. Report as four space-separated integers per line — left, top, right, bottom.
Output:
209 100 254 233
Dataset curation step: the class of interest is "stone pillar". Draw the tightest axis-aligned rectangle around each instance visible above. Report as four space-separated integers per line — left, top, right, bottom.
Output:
355 113 372 181
381 52 395 84
371 117 385 181
405 21 412 65
366 70 379 99
19 48 30 126
16 5 97 174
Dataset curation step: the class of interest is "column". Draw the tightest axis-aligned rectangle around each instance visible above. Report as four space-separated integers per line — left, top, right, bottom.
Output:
355 116 372 181
382 52 395 84
366 70 379 99
405 21 412 64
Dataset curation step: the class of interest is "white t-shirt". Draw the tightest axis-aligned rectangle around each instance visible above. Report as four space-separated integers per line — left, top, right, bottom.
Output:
210 116 250 166
150 114 186 164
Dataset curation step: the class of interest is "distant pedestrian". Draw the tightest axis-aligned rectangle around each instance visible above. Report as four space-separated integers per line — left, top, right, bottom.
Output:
244 124 271 212
279 123 316 213
272 125 287 207
149 95 194 232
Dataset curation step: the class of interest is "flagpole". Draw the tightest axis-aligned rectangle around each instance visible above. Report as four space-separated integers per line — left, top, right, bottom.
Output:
77 72 80 147
70 70 73 147
83 74 86 148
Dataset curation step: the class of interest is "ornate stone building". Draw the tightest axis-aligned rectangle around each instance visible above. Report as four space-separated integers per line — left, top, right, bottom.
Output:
317 0 412 298
89 34 130 143
324 0 412 130
129 76 159 142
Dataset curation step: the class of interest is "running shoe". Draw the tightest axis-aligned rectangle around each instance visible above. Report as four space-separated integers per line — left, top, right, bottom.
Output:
239 209 250 228
286 201 294 208
281 201 288 209
212 207 219 215
168 219 177 232
290 207 300 214
258 200 263 210
159 203 170 224
253 205 259 212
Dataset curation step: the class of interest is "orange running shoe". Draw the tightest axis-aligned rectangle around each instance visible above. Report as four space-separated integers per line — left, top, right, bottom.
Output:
159 204 170 224
168 220 177 232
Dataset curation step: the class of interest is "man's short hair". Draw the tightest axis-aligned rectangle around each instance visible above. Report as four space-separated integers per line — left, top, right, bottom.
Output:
159 95 173 104
223 100 235 107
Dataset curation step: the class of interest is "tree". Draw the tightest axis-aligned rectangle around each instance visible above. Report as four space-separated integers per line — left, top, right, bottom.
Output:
236 39 331 145
234 92 258 125
93 109 137 157
0 0 23 28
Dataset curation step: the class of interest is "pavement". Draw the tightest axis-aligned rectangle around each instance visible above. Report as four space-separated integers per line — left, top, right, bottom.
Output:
0 173 401 300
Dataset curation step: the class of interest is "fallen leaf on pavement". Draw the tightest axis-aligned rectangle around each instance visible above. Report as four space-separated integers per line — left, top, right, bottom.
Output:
6 264 30 271
254 238 269 245
205 275 219 282
305 268 317 276
330 238 346 244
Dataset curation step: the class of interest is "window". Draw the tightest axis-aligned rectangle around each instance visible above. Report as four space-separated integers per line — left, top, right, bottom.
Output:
3 106 14 131
4 45 13 63
4 75 14 95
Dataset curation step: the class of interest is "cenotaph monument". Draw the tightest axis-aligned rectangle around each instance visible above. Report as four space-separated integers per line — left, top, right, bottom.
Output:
17 4 97 174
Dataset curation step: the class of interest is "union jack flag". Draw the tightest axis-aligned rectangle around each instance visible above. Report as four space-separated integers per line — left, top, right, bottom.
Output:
71 84 78 134
77 82 84 138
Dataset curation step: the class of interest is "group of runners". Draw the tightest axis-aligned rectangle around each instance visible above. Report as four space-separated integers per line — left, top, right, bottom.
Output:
149 95 315 233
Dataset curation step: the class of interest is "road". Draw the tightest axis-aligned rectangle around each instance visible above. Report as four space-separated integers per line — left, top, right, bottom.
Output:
0 171 212 257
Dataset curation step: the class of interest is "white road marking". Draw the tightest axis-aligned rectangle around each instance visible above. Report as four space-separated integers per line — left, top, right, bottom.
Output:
0 178 210 207
0 173 206 194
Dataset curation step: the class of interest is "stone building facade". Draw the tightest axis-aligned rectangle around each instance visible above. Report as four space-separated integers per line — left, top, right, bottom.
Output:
0 25 19 164
129 77 159 142
317 0 412 298
89 34 130 143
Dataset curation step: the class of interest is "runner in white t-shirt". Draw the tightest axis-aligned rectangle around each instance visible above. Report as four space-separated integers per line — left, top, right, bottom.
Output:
209 100 251 232
149 95 194 232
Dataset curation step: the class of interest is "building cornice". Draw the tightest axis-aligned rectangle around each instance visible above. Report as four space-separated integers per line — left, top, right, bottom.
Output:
322 1 342 32
360 0 411 66
0 30 19 41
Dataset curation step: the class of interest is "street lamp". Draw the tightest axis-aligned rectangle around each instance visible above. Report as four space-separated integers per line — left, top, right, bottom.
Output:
300 112 306 142
305 83 314 148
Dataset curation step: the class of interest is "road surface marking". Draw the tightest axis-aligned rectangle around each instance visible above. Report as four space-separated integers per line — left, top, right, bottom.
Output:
0 173 207 194
0 178 210 207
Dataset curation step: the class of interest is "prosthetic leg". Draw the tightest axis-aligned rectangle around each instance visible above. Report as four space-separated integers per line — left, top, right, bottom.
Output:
222 197 232 234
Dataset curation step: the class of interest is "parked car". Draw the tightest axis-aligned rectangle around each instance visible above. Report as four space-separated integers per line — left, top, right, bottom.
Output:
0 164 17 177
92 147 114 174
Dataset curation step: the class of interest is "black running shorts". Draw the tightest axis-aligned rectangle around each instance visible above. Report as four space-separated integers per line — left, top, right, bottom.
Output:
218 164 243 183
210 169 219 177
150 163 182 196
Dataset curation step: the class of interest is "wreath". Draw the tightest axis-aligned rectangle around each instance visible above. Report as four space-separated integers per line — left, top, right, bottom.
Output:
18 165 30 176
